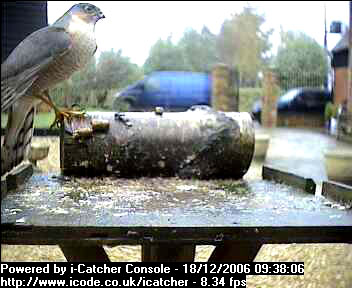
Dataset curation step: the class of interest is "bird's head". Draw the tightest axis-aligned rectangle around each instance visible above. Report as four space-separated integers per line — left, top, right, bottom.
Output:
53 3 105 31
69 3 105 24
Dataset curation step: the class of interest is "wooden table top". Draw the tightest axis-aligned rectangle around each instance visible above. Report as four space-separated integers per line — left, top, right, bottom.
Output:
2 173 351 245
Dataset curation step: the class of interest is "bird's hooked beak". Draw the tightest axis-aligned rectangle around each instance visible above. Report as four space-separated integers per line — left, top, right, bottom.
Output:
98 11 105 20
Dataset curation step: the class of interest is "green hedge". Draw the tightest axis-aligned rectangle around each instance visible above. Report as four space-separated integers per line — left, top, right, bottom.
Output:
239 87 263 112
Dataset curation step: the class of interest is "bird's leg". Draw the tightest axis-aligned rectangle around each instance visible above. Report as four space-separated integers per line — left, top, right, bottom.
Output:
35 91 85 129
35 93 67 128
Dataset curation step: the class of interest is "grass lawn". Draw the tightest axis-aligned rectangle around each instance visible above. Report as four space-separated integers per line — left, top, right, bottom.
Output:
1 108 114 130
1 111 56 129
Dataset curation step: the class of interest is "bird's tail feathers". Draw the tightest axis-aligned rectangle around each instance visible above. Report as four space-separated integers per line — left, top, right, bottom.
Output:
1 99 36 176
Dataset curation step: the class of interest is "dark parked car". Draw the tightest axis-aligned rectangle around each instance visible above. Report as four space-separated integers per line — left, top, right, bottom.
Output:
113 71 212 111
251 87 332 122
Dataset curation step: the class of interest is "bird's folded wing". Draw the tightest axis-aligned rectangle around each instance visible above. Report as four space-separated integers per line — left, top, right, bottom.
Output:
1 60 46 111
1 26 72 111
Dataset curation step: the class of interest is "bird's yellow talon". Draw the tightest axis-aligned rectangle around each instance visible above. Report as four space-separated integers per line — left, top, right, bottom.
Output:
49 109 86 129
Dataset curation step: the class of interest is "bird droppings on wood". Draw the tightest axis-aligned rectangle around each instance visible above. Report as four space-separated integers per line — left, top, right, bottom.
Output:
114 112 133 127
2 173 351 227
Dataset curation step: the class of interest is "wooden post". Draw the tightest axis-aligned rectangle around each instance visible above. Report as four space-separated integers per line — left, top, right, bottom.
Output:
208 242 262 262
212 63 238 111
261 70 279 128
142 244 195 262
59 245 110 262
4 163 33 194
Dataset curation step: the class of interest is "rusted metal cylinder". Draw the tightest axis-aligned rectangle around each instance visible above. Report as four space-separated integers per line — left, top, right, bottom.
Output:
60 106 254 179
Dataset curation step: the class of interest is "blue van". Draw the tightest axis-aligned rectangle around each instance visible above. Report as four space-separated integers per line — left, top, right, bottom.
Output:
113 71 212 111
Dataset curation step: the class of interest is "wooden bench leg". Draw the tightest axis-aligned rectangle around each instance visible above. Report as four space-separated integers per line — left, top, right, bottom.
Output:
59 245 110 262
142 244 196 262
208 241 262 262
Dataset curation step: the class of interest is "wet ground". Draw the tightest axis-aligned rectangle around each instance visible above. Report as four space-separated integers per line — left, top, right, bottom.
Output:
256 126 352 187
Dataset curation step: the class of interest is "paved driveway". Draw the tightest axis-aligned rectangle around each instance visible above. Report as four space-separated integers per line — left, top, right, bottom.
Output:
255 127 352 186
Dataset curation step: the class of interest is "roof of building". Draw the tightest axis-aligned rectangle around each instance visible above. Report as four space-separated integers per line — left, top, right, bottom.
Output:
332 31 349 53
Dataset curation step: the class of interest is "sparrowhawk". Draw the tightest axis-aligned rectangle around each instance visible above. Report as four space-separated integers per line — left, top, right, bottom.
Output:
1 3 105 176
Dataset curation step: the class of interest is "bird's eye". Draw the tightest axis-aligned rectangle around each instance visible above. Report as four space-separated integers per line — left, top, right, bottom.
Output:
85 5 94 13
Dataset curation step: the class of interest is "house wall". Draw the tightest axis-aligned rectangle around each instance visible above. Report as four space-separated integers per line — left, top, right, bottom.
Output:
334 67 349 105
334 62 352 143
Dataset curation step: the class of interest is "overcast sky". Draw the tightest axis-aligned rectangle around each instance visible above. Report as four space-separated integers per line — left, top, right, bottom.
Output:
48 1 349 66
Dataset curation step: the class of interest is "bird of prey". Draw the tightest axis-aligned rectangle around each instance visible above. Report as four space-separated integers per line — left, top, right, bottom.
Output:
1 3 105 176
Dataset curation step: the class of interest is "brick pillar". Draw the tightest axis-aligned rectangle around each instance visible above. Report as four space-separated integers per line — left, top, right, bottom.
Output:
211 63 237 111
261 70 279 128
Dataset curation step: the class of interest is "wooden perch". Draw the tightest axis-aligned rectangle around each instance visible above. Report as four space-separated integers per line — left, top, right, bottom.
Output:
60 106 255 179
2 163 33 199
